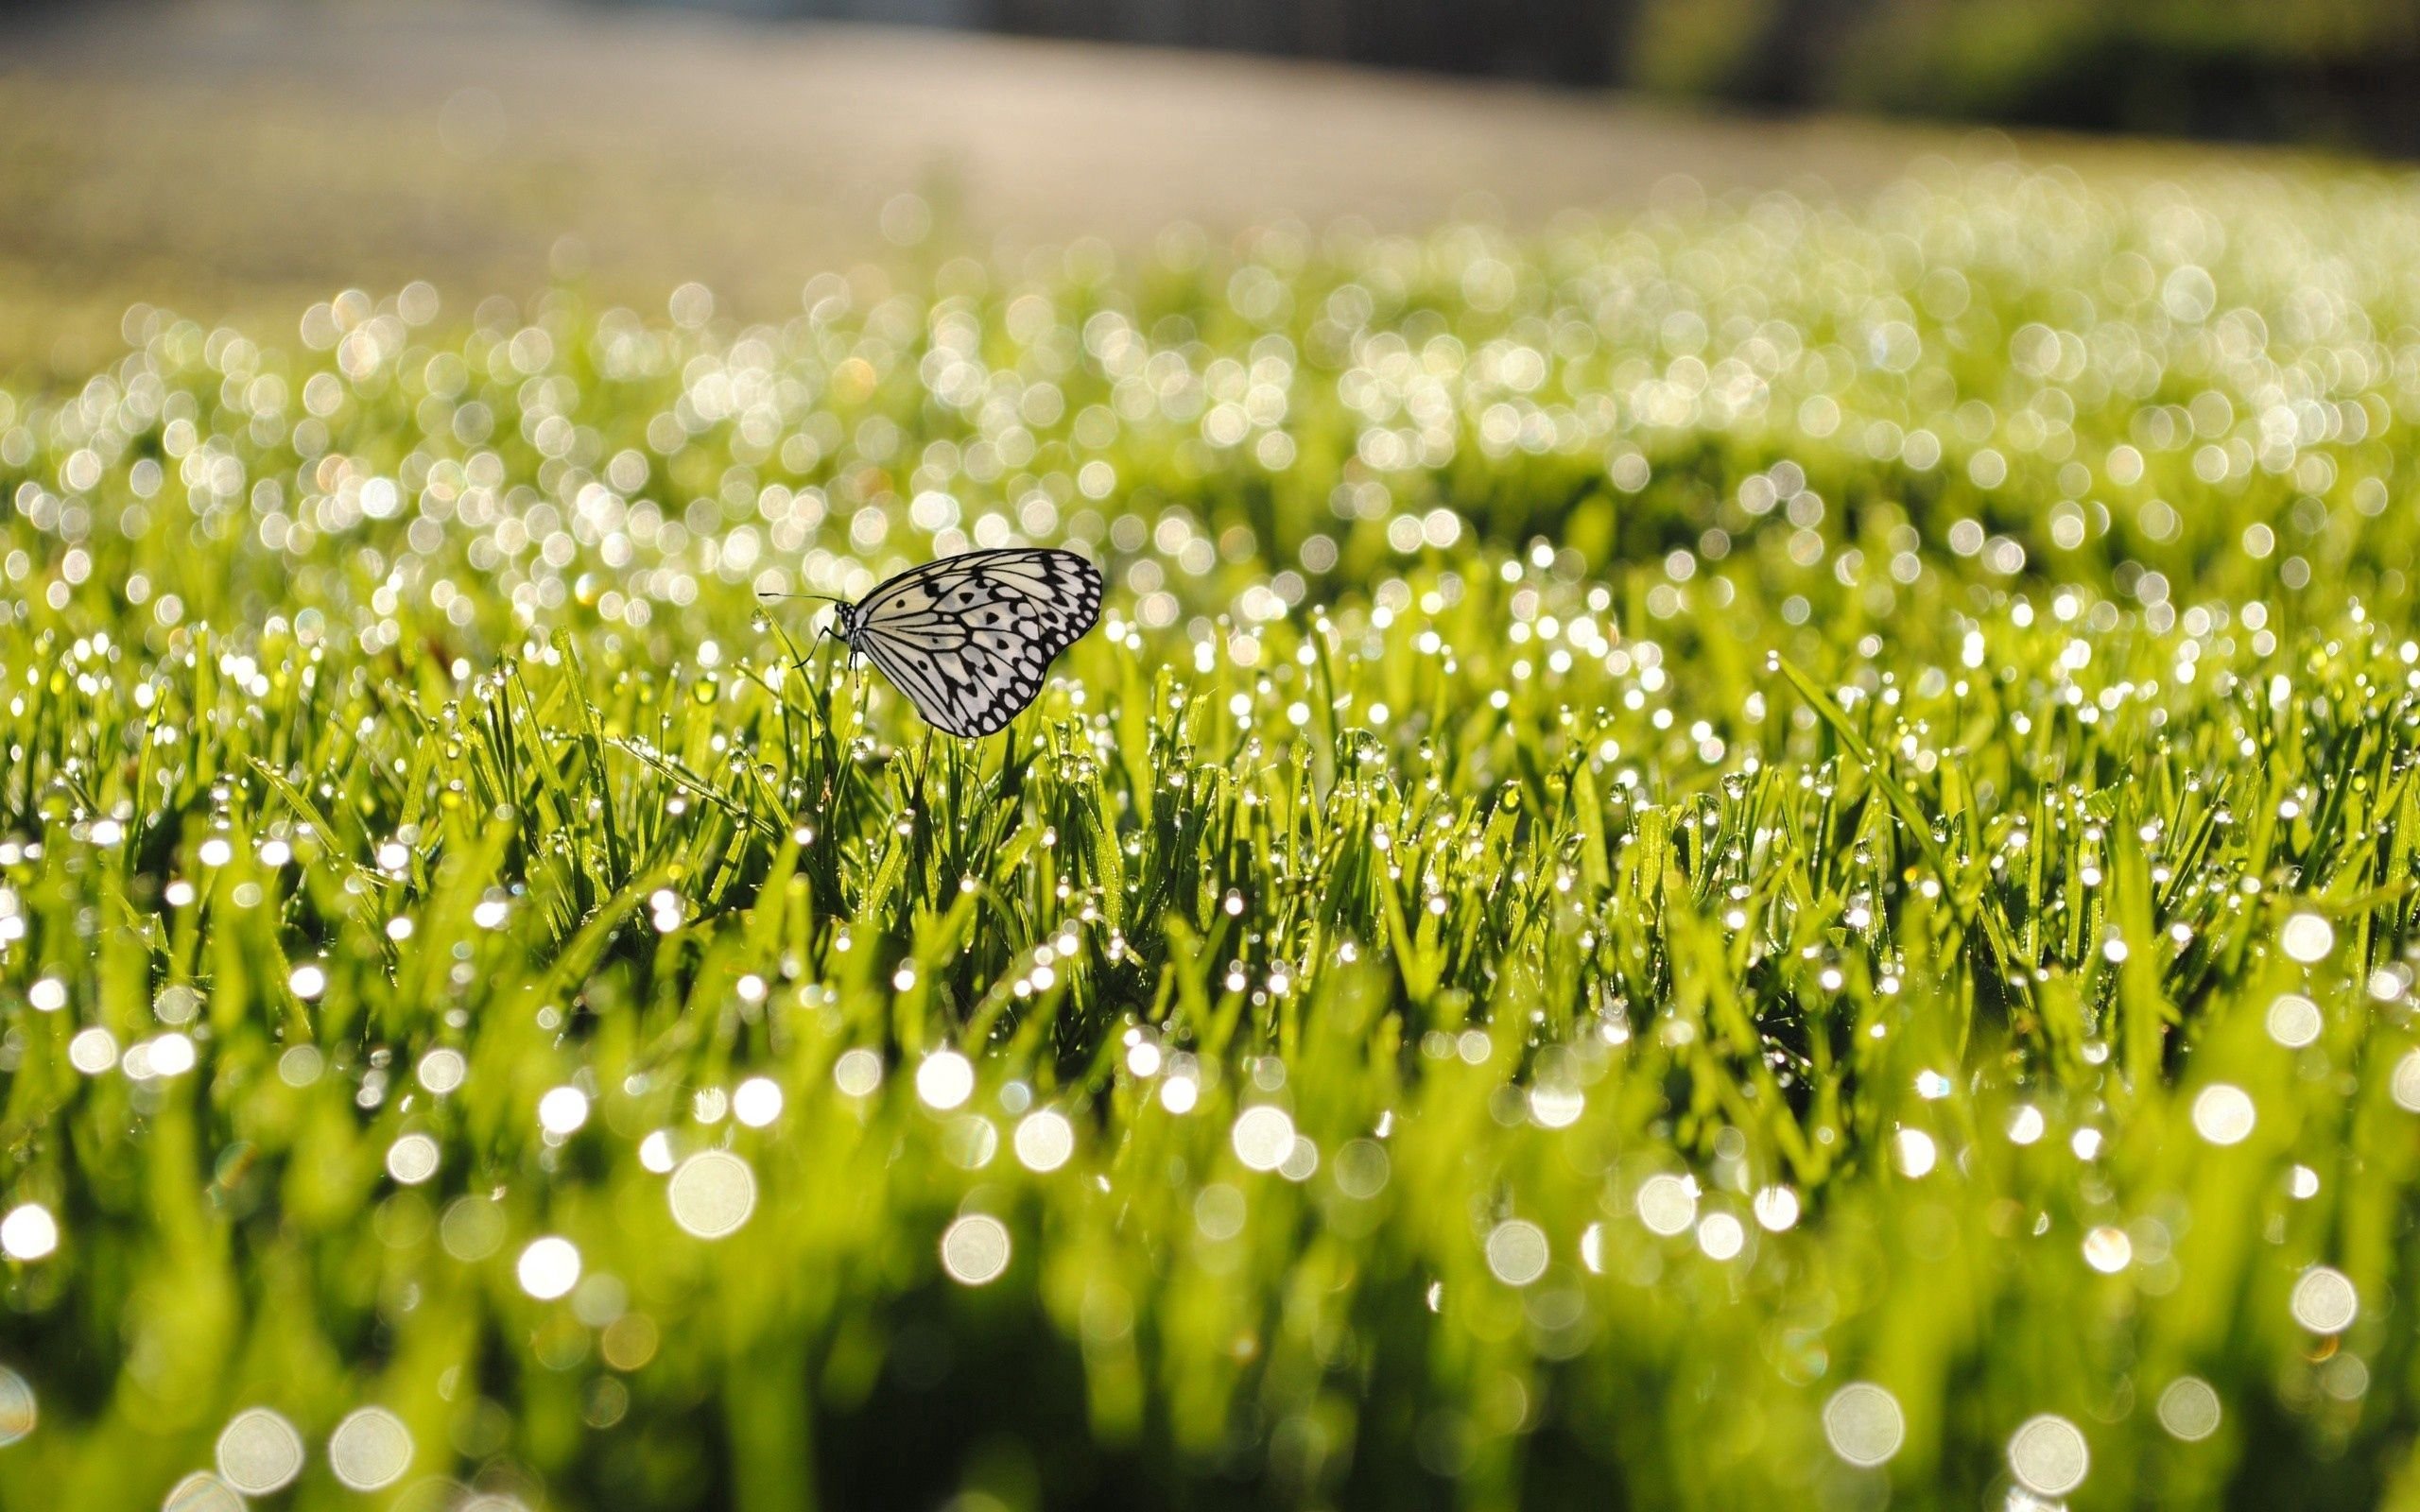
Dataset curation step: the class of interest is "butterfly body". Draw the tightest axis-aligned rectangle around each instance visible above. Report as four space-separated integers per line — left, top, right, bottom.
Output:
826 547 1104 737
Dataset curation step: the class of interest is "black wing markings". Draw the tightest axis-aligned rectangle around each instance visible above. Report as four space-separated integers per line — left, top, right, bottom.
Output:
841 548 1103 737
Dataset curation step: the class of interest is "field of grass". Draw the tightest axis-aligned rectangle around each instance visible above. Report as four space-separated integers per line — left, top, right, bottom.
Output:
7 156 2420 1510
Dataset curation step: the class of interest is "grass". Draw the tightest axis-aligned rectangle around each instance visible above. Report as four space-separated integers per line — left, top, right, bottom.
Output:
6 155 2420 1510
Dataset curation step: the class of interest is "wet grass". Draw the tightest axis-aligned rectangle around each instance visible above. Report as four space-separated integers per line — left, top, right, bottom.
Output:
6 159 2420 1509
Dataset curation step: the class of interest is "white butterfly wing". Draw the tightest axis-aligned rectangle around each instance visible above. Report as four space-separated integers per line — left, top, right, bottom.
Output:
847 548 1104 737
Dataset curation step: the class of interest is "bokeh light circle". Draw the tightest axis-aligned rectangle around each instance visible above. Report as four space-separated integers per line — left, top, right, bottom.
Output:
328 1407 415 1490
2007 1414 2089 1496
668 1151 757 1240
215 1406 304 1495
941 1215 1012 1285
1822 1383 1905 1468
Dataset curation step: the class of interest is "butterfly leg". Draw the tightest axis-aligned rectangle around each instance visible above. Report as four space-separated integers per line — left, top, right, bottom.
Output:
787 624 834 678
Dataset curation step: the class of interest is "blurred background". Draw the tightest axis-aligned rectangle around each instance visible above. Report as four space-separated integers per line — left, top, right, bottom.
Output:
4 0 2410 378
767 0 2420 148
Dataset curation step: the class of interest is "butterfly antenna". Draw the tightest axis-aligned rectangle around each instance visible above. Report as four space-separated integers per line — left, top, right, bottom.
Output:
757 590 846 605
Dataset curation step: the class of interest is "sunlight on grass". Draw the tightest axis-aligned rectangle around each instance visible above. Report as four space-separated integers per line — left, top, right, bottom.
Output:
5 157 2420 1508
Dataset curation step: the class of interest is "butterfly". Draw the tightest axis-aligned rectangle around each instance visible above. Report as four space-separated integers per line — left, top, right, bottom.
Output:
770 548 1104 738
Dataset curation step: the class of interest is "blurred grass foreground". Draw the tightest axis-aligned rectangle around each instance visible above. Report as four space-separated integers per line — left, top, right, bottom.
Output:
8 150 2420 1510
